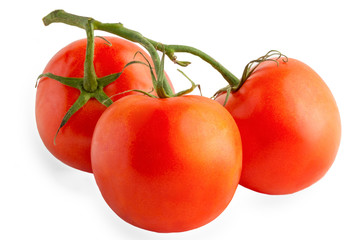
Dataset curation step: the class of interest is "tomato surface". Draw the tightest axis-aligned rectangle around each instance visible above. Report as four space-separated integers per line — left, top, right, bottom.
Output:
91 95 242 232
216 58 341 195
36 37 162 173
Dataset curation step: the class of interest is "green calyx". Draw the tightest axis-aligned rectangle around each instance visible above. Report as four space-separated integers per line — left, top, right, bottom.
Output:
137 51 200 99
212 50 288 105
36 20 123 144
237 50 288 90
36 71 121 144
101 51 200 104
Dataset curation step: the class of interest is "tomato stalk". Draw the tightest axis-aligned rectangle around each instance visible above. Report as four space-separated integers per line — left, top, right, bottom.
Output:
42 10 289 102
42 10 239 93
147 41 240 87
83 20 98 92
40 10 288 135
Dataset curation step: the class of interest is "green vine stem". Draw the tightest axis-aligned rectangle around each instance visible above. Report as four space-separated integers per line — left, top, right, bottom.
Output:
147 40 240 87
42 10 287 105
43 10 240 90
83 20 98 92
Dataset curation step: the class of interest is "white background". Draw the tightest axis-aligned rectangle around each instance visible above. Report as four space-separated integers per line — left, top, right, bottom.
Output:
1 0 359 239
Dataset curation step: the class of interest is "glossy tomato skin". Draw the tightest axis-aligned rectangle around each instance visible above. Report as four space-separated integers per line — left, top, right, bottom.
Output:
216 58 341 195
91 95 242 232
36 37 162 173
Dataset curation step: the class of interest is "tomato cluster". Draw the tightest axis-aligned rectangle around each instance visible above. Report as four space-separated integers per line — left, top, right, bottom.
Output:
36 10 341 233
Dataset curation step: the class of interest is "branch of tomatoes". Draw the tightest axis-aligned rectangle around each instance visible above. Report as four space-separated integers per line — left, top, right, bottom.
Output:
36 9 341 230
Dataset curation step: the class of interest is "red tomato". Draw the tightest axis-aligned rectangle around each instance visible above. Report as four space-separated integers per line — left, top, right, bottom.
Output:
36 37 164 173
216 58 341 195
91 95 242 232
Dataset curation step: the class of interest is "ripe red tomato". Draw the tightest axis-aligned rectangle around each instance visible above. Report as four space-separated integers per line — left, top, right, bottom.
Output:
91 95 242 232
36 37 162 173
216 58 341 195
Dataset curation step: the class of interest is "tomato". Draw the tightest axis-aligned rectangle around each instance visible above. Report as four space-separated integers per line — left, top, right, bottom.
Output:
36 37 164 173
91 95 242 232
216 58 341 195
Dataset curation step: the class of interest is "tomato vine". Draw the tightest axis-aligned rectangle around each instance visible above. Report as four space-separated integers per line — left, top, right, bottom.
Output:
42 10 239 92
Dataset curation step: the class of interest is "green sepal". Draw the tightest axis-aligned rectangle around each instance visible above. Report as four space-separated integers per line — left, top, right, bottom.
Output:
100 89 158 106
97 59 151 87
53 92 91 145
211 85 232 106
36 73 83 89
97 72 121 87
236 50 288 91
132 51 160 96
173 69 200 97
95 36 112 46
223 87 232 106
94 89 113 107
